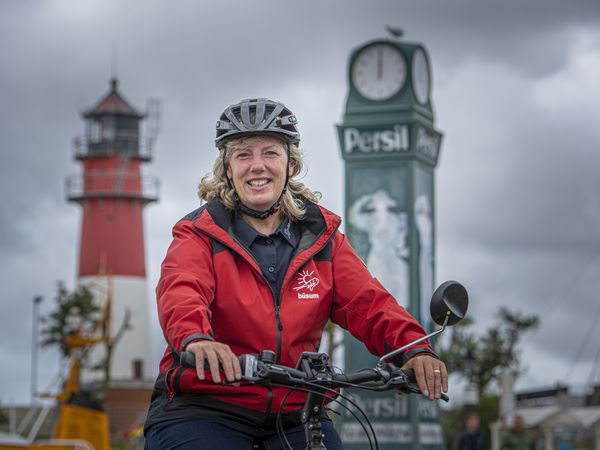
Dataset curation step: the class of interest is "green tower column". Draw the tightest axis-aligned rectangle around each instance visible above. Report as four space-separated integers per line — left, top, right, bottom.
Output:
336 36 444 450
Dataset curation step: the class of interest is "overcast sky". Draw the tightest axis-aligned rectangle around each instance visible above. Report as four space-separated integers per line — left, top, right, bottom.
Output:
2 0 600 406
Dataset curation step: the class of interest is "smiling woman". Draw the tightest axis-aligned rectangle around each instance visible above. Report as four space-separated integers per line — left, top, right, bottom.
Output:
143 98 446 450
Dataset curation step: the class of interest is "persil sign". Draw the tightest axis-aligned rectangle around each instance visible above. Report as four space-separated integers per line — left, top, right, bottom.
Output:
415 126 441 161
343 125 409 154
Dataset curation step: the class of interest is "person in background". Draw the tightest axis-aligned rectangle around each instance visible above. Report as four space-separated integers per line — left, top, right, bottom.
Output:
454 411 487 450
501 415 534 450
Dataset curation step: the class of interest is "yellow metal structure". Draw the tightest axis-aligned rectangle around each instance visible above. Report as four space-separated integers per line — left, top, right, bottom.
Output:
53 405 109 450
0 278 119 450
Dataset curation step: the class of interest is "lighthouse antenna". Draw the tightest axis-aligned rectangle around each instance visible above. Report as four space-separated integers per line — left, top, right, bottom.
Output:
111 41 119 80
146 98 162 156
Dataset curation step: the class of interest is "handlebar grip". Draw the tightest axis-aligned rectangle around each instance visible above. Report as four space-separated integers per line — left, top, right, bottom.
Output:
337 368 384 384
400 368 449 402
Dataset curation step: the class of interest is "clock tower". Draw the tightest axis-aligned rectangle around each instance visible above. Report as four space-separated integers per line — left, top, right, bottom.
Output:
337 34 444 450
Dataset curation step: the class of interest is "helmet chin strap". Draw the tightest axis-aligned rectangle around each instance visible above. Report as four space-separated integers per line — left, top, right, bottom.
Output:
234 188 285 220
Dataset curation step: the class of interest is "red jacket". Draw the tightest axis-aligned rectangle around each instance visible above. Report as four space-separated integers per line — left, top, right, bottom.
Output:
154 199 432 414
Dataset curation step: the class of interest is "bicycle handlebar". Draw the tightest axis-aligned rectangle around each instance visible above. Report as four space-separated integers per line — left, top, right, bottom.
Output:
179 350 448 402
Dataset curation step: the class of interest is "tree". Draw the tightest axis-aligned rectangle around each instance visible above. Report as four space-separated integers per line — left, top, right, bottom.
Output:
438 308 539 449
40 281 131 388
437 306 539 396
40 281 100 360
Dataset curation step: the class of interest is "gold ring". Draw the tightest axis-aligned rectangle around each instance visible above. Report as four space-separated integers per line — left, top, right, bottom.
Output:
433 369 441 373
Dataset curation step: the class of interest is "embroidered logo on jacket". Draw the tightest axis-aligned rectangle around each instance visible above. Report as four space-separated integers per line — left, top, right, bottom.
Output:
293 270 320 299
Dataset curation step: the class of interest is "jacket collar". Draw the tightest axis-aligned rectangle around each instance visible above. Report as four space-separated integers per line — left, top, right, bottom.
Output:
194 198 340 255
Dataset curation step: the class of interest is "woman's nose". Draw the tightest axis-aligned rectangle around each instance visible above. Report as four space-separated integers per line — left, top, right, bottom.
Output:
249 155 266 170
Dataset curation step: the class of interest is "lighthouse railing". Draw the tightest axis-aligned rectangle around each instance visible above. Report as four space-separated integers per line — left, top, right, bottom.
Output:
65 174 159 203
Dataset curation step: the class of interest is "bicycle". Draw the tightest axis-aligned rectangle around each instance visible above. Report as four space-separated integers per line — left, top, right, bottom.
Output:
180 280 469 450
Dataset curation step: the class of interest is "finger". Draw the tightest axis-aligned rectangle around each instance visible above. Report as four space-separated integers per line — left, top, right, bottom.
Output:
232 352 242 380
205 349 221 384
441 364 449 393
423 361 436 400
433 367 442 399
412 359 429 399
194 349 206 381
224 349 242 381
219 348 237 383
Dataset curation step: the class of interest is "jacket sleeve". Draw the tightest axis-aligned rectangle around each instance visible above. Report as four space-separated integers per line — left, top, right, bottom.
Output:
329 230 434 361
156 218 216 352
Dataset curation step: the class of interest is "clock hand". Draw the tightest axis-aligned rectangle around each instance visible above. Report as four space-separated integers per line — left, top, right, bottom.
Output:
377 47 383 80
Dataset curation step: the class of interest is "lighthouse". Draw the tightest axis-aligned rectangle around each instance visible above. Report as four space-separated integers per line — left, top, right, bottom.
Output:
66 78 159 384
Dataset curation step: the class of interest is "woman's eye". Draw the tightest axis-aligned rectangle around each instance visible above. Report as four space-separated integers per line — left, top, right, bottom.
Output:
236 152 250 159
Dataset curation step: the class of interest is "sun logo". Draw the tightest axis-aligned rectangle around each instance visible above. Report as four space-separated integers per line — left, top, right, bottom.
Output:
293 270 320 292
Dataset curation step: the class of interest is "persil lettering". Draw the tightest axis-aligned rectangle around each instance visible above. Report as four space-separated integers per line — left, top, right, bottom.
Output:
343 125 409 154
415 127 440 160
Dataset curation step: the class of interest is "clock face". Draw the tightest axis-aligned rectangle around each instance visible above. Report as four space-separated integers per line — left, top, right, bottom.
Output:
351 43 406 101
412 48 430 105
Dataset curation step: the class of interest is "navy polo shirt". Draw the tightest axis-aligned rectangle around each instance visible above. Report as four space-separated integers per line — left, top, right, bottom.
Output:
232 214 299 299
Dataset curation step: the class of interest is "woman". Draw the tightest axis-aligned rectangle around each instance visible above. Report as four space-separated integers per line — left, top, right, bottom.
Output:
144 98 447 449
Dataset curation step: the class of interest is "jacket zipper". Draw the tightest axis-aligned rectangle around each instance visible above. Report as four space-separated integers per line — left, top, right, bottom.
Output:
265 228 339 420
204 233 282 422
172 365 186 396
235 235 285 423
165 366 183 401
207 233 285 359
272 223 340 361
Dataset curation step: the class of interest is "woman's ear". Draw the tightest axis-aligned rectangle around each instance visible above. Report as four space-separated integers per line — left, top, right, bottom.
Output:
288 158 296 176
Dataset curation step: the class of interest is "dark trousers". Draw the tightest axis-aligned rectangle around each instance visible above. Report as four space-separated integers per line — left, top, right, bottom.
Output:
145 416 344 450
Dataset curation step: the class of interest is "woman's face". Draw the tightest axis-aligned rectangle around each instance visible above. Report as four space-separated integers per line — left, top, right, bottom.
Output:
226 136 290 212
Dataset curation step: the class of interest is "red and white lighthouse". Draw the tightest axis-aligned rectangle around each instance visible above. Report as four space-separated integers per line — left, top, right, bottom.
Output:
66 78 159 383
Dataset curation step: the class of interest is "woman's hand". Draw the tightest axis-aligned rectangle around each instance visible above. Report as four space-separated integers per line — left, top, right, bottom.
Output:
186 340 242 384
401 354 448 400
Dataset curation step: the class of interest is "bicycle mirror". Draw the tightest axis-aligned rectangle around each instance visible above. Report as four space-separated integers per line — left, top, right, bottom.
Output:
430 281 468 326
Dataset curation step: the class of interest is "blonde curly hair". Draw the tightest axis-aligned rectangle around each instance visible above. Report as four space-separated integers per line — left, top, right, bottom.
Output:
198 135 320 220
